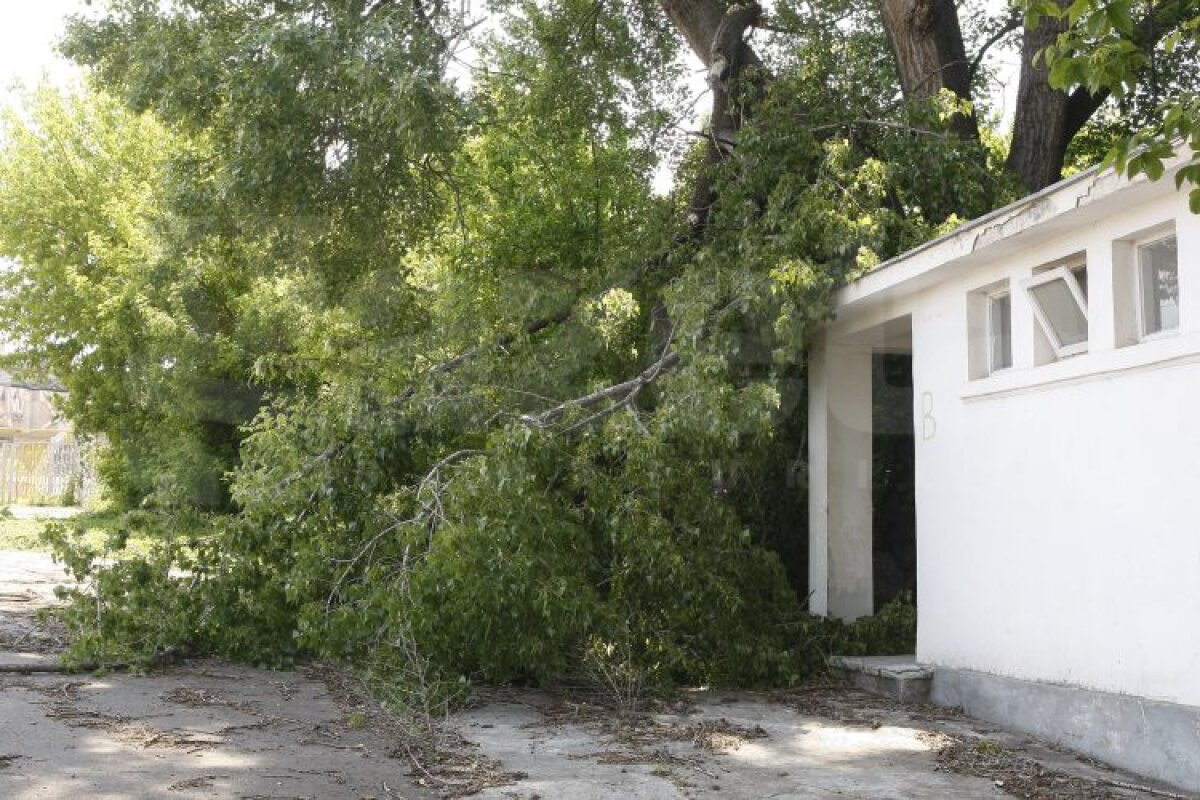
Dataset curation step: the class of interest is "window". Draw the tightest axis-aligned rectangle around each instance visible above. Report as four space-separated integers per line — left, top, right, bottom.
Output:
968 280 1012 379
1137 235 1179 338
1113 225 1176 348
1025 264 1089 360
987 290 1013 372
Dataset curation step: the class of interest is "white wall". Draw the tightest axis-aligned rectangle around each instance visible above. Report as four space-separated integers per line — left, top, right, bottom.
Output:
824 187 1200 707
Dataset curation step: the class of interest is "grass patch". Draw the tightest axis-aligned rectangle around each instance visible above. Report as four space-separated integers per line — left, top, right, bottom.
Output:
0 511 154 556
0 517 50 550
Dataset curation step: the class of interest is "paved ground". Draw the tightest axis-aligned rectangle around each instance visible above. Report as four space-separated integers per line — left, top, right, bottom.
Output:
0 549 1192 799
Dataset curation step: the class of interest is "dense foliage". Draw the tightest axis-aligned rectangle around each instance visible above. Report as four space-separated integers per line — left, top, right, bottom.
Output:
0 0 1195 694
1033 0 1200 205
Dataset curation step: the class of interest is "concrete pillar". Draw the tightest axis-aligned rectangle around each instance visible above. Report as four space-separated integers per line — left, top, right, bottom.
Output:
1176 192 1200 336
807 335 831 616
1087 239 1117 353
808 335 874 620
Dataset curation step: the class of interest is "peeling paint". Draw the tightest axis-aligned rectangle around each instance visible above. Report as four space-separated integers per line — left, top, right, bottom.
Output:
971 197 1056 252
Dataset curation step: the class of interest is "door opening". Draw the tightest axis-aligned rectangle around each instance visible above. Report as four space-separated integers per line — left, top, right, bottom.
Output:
872 351 916 610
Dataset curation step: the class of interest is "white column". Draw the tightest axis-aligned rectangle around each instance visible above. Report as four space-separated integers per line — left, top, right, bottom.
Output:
807 334 831 616
808 335 874 621
1088 239 1118 353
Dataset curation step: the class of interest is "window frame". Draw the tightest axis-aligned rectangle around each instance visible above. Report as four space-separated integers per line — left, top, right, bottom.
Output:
1135 233 1179 342
985 287 1013 375
1024 264 1090 359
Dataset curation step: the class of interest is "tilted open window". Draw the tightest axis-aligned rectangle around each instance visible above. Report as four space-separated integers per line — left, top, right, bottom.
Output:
1025 265 1089 360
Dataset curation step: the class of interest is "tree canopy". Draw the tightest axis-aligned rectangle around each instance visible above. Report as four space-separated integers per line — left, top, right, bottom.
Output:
0 0 1196 690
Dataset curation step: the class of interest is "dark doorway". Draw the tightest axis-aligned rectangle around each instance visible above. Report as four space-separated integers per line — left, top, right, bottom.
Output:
872 352 916 610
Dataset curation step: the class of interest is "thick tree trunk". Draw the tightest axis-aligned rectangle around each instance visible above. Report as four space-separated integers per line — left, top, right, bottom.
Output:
1005 6 1071 192
1004 0 1189 191
877 0 977 138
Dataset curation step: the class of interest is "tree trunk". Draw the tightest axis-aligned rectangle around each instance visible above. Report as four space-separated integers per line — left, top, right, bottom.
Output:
1005 6 1071 191
877 0 977 138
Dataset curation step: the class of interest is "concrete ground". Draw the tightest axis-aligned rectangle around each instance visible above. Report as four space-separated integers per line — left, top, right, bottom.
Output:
0 549 1192 799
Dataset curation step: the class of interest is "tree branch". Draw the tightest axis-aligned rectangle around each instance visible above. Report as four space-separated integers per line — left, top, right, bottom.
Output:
662 2 765 235
968 12 1022 80
324 447 482 612
391 307 574 406
660 0 761 69
521 349 681 431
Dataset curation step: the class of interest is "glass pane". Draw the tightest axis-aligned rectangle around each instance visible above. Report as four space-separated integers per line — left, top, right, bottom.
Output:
989 293 1012 371
1139 237 1178 336
1030 278 1088 348
1072 265 1088 298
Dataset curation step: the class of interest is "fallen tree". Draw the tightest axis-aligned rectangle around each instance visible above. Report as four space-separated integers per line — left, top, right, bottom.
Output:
1 0 1197 692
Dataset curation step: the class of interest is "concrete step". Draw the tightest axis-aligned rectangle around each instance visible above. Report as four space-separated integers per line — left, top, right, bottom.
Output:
828 654 932 703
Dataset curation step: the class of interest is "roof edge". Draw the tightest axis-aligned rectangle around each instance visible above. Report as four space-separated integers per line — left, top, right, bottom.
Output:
835 144 1193 311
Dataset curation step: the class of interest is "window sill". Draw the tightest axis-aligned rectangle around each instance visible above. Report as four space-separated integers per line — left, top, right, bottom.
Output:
1137 327 1178 345
962 329 1200 402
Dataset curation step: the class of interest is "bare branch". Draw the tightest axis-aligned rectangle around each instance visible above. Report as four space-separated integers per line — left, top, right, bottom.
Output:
324 448 483 611
968 11 1022 80
391 308 574 406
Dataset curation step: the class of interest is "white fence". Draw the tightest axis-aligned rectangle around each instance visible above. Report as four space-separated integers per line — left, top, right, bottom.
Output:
0 438 94 506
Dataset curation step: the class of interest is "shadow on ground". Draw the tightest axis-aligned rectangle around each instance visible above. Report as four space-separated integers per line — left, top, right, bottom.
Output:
1 549 1192 800
0 661 440 799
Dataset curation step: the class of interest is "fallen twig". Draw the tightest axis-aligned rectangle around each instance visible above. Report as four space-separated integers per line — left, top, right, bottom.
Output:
1099 777 1194 799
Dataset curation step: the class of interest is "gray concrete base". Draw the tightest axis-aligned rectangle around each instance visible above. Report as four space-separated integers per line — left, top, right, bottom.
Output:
933 666 1200 794
828 655 932 703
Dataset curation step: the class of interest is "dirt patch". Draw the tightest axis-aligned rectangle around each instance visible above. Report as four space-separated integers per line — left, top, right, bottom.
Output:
770 681 964 728
0 549 71 657
0 608 68 655
455 685 1195 799
928 735 1190 800
161 685 262 715
604 713 769 753
166 774 229 791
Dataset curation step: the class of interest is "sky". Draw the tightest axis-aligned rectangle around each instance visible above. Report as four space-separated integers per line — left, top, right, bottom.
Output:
0 0 91 107
1 2 1020 115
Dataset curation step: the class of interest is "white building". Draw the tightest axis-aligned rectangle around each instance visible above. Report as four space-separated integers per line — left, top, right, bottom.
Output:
808 148 1200 791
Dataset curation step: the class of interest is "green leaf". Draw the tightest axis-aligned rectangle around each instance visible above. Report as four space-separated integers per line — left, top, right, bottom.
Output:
1143 156 1165 181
